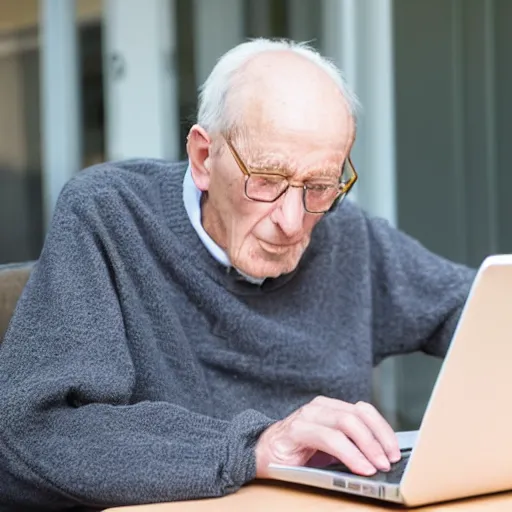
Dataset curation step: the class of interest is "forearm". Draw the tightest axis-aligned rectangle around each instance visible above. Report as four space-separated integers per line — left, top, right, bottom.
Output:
0 176 277 509
368 214 476 364
0 399 273 509
421 304 465 358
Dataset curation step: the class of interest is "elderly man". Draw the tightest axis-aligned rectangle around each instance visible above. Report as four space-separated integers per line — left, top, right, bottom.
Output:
0 39 474 510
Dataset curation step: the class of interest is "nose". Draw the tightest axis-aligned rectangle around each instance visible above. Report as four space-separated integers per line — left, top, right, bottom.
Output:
274 186 305 238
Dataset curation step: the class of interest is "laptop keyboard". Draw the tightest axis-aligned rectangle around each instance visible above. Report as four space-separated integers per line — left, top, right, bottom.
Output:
326 451 411 485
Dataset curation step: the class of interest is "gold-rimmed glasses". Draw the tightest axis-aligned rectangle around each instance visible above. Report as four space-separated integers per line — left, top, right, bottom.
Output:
224 137 358 214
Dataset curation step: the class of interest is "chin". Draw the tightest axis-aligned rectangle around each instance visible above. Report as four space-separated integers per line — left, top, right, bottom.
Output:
233 248 305 280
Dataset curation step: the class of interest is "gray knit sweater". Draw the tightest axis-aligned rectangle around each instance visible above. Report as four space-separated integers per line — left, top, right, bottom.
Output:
0 160 475 510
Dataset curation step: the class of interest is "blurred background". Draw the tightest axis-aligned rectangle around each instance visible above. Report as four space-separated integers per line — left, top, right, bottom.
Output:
0 0 511 430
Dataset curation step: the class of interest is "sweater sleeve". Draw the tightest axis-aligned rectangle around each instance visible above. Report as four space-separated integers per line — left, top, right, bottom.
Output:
367 214 477 365
0 181 273 510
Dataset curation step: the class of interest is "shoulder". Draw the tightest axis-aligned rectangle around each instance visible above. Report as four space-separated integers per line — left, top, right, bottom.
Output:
62 158 186 200
56 158 187 218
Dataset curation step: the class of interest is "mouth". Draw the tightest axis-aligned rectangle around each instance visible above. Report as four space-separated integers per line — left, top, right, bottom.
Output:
257 239 299 255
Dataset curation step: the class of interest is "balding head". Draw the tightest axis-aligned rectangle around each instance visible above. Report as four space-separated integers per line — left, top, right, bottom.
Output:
197 38 359 137
227 49 354 156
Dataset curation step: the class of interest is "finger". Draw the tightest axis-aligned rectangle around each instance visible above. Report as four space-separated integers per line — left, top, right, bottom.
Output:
354 401 400 462
335 412 391 471
290 420 377 476
301 400 393 470
310 397 400 461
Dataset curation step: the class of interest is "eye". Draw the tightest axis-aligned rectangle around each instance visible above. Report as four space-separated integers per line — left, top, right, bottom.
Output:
251 175 284 187
306 183 337 192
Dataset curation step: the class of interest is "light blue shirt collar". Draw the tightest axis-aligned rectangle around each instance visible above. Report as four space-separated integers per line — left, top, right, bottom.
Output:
183 163 265 285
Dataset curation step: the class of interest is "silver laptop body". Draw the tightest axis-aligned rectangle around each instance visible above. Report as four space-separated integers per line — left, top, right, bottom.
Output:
267 255 512 506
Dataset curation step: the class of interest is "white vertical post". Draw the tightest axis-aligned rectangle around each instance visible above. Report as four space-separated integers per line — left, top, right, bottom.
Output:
322 0 358 87
355 0 397 225
360 0 398 429
193 0 245 87
40 0 82 227
321 0 360 203
322 0 398 426
103 0 179 161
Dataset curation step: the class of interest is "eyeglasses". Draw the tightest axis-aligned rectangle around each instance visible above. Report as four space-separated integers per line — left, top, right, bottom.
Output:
224 137 358 214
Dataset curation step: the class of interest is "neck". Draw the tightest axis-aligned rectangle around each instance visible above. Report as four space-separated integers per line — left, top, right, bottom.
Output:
201 194 228 253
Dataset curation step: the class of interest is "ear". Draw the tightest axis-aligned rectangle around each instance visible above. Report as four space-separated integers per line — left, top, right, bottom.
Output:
186 124 213 192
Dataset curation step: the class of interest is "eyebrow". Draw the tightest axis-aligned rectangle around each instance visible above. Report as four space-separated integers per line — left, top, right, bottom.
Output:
246 156 294 176
248 159 342 181
301 168 341 181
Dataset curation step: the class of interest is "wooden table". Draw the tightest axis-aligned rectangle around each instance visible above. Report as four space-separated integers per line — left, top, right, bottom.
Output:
106 482 512 511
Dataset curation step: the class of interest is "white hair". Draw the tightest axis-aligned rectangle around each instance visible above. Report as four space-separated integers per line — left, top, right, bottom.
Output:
197 38 360 136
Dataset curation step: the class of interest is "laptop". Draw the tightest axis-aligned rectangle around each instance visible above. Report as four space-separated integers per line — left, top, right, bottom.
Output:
267 254 512 507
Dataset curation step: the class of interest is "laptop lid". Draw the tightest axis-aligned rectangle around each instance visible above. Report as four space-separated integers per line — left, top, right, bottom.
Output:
401 255 512 506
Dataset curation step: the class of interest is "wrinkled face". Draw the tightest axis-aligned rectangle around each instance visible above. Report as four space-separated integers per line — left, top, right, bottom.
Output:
188 127 354 279
188 52 355 279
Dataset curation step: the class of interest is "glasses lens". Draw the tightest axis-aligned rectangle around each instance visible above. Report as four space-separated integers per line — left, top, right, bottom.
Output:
304 185 340 213
246 174 288 201
341 160 356 189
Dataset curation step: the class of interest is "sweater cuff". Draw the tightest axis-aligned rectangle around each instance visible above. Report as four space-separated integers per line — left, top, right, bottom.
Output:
223 409 276 493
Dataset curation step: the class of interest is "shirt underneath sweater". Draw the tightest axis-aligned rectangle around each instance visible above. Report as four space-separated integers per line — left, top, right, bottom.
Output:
0 159 475 511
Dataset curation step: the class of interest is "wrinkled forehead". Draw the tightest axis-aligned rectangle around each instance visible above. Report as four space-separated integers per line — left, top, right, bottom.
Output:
242 144 348 179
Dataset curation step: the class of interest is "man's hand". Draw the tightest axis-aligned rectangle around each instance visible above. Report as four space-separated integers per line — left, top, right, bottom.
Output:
255 396 400 478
